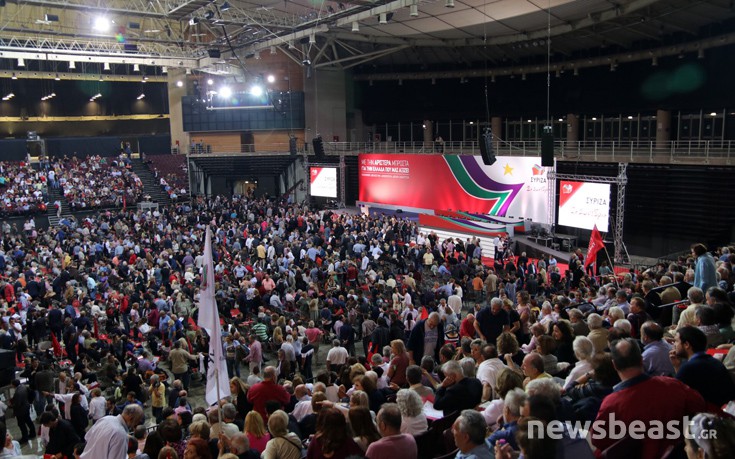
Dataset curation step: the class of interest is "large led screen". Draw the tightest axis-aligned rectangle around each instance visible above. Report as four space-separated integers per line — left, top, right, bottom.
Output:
310 167 337 198
558 181 611 231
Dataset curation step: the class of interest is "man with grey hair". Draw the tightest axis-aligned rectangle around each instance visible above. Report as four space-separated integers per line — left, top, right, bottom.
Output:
209 403 240 438
677 286 705 329
474 297 509 345
407 311 444 364
486 389 526 449
325 338 348 372
586 313 609 354
433 360 482 415
228 432 260 459
80 404 144 459
568 308 590 336
451 409 493 458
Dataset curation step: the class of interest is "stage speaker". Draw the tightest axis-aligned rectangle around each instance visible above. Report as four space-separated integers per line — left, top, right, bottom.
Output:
479 129 496 165
312 136 325 159
0 368 12 387
289 137 298 156
541 133 554 166
0 349 14 370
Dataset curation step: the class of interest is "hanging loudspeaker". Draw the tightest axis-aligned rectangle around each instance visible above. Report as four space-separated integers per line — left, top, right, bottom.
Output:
541 133 554 166
312 136 325 159
479 129 495 165
289 137 298 156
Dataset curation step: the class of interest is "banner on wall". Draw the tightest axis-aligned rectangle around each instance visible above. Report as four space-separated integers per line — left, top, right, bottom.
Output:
358 154 551 224
557 181 611 232
310 167 337 198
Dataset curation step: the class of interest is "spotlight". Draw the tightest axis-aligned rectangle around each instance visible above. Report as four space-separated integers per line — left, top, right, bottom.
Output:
176 80 184 87
204 10 214 20
207 78 214 85
221 1 231 12
219 86 232 98
137 93 146 100
103 62 110 71
17 58 24 67
69 61 76 69
351 21 359 32
55 73 60 81
93 16 110 32
133 64 140 72
189 18 199 25
446 0 454 7
266 74 276 83
249 85 263 97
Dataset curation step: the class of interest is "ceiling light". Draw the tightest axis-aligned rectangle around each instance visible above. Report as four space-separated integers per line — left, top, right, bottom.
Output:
266 74 276 83
592 117 597 121
11 73 17 80
221 1 231 12
176 80 184 87
204 10 214 20
55 73 60 81
207 79 214 85
133 64 140 72
17 58 24 67
103 62 110 71
351 21 359 32
527 119 532 123
249 85 263 97
379 13 387 24
627 116 633 120
99 75 104 81
189 18 199 25
710 112 717 116
558 118 563 122
219 86 232 98
137 93 146 100
69 61 76 69
445 0 454 7
93 16 110 32
161 66 167 73
469 121 474 125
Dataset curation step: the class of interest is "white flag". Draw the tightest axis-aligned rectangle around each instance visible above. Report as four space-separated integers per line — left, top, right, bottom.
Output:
197 226 231 405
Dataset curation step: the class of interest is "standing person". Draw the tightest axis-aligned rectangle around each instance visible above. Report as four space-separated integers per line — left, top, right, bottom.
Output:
300 337 315 381
305 322 324 365
9 379 36 444
406 312 444 365
148 375 166 424
247 367 291 421
474 298 509 345
244 334 263 375
39 411 80 459
691 243 717 293
80 404 144 459
168 340 199 391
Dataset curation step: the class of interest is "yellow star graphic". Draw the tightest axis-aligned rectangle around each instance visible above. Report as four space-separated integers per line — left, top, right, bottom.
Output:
503 163 514 175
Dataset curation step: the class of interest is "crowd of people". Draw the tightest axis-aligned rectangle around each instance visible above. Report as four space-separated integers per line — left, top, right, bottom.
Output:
0 190 733 459
0 161 48 217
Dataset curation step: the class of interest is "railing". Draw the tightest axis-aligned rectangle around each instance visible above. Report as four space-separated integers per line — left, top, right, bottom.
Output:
186 140 735 164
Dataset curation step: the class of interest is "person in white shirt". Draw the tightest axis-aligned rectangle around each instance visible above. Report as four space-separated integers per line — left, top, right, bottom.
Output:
326 339 348 372
80 404 144 459
88 388 106 422
475 343 507 402
396 389 428 435
290 385 313 422
562 336 595 391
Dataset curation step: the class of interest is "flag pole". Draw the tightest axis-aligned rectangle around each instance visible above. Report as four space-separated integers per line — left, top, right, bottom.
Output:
600 233 619 288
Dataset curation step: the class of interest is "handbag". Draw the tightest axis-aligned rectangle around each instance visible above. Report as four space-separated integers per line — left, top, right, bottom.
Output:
29 404 37 422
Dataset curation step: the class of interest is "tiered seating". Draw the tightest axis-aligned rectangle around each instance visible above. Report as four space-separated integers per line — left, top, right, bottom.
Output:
0 161 48 216
147 154 188 200
58 154 143 210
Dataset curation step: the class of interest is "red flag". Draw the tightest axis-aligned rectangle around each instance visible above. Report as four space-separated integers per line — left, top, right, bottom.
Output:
93 317 100 339
50 332 63 357
584 225 605 270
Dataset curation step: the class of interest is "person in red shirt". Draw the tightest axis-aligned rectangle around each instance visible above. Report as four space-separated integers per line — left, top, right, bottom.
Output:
592 338 706 459
247 366 291 421
459 314 477 340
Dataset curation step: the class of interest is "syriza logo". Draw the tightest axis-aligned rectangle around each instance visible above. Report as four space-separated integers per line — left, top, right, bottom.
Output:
562 184 573 194
311 169 319 176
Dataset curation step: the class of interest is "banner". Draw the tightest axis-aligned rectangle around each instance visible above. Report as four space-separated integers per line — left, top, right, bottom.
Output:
197 226 231 405
558 181 611 232
358 154 550 224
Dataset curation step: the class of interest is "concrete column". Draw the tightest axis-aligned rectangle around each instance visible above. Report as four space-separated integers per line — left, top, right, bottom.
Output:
566 113 579 146
491 117 502 138
656 109 671 149
167 69 189 153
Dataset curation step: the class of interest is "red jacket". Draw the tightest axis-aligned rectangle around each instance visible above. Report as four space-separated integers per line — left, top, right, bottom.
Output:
593 374 706 459
247 380 291 421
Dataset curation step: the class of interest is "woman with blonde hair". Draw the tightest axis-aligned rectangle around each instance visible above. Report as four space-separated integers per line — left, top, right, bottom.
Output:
245 411 271 454
396 389 427 435
229 377 251 421
262 410 302 459
386 339 409 387
272 327 284 347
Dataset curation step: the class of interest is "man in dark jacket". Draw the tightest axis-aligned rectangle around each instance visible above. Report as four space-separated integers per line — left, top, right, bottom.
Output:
407 312 444 364
40 410 80 458
10 379 37 444
433 360 482 415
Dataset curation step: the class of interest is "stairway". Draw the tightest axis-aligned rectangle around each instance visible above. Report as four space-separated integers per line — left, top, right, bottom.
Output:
130 159 171 207
46 185 71 227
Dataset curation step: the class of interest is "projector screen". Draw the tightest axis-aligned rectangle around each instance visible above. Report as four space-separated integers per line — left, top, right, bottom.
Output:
310 167 337 198
558 181 611 232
